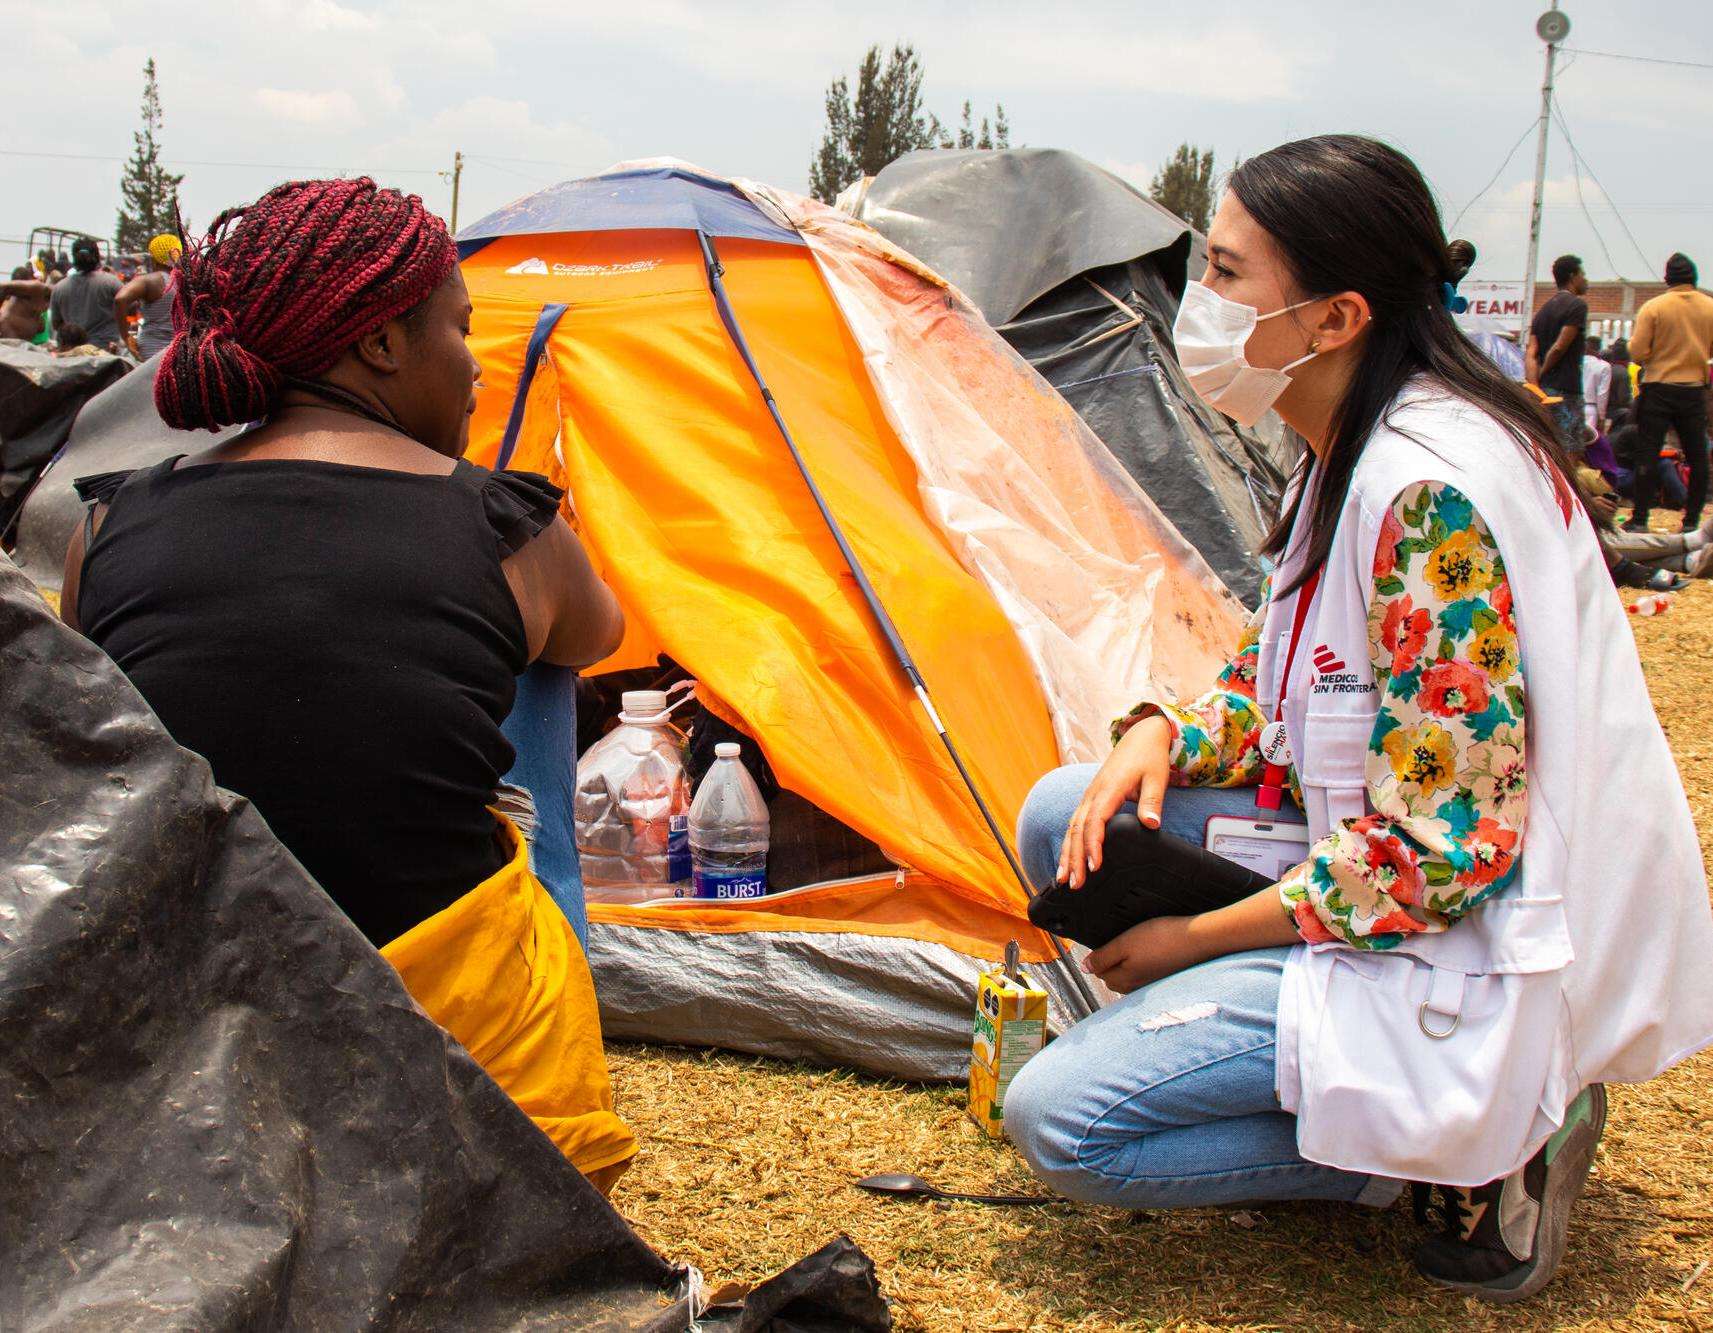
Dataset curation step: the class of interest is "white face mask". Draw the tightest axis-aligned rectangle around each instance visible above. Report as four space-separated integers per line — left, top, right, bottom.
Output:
1172 279 1324 427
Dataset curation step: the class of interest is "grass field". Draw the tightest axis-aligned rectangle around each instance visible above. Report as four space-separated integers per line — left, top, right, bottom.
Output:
608 576 1713 1331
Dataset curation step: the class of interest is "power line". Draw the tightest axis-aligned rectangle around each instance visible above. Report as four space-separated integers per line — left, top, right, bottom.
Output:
1549 97 1656 274
1461 203 1713 214
0 147 440 175
467 153 583 170
1560 46 1713 72
464 155 559 186
3 145 578 185
1551 98 1627 282
2 148 124 162
1447 118 1539 234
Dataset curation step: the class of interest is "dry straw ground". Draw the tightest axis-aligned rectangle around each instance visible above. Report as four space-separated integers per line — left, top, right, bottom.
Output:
609 578 1713 1331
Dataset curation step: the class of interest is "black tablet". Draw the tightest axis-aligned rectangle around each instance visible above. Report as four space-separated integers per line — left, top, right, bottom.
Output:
1026 814 1273 950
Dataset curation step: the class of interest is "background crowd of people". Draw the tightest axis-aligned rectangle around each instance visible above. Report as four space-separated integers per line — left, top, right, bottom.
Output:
0 233 180 357
1518 250 1713 590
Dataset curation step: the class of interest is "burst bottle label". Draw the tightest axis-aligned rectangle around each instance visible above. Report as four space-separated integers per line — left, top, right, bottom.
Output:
691 867 768 900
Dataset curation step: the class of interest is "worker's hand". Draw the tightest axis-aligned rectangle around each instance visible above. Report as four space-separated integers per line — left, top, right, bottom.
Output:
1590 493 1618 526
1082 915 1203 994
1057 713 1172 889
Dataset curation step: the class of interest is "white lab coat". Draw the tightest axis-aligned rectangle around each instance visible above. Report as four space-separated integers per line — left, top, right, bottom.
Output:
1263 384 1713 1186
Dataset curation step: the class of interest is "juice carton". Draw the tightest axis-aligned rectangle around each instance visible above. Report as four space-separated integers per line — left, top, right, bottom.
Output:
968 961 1048 1139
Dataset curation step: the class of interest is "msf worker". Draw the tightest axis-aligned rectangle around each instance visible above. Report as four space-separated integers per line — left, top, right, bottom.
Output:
1006 136 1713 1303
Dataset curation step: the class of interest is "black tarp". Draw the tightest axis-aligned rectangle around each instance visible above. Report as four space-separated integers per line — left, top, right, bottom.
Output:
854 148 1293 606
0 552 888 1331
0 342 129 540
699 1238 892 1331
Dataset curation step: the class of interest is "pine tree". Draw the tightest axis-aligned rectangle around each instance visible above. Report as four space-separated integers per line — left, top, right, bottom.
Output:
115 59 185 252
810 45 934 202
953 101 1008 152
956 101 975 150
809 70 859 205
809 47 1016 201
1148 143 1217 233
808 44 948 202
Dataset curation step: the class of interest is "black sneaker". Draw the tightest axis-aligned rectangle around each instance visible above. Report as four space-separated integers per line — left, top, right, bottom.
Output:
1412 1085 1607 1303
1622 516 1652 534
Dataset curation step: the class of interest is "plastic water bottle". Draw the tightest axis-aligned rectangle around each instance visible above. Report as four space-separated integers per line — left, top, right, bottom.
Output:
574 690 691 903
1628 593 1672 617
688 742 771 900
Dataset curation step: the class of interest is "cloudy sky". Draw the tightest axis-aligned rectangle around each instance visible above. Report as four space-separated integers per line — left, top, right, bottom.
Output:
7 1 1710 285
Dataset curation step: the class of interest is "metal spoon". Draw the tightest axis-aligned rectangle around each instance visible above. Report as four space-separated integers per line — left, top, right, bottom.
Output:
855 1172 1057 1207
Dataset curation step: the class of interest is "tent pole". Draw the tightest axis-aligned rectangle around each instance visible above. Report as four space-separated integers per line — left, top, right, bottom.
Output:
695 230 1098 1021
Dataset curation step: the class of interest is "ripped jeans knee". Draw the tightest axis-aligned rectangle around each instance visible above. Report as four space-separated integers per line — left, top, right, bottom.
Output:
1004 949 1379 1209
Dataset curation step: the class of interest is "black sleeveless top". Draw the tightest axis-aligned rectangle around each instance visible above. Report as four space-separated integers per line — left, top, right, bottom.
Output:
75 456 563 946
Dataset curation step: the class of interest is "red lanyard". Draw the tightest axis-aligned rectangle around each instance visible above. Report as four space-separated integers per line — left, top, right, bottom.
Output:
1257 566 1322 812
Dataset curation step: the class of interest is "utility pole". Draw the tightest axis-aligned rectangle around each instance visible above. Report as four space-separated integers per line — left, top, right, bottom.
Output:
1520 6 1569 340
448 149 462 234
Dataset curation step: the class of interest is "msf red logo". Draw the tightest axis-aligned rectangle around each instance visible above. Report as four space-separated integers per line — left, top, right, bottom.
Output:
1310 644 1373 696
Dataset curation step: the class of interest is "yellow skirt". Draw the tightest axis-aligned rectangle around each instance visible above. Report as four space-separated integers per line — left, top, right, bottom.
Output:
381 815 637 1178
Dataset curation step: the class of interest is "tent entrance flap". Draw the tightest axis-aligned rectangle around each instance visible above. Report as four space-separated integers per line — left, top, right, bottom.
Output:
694 229 1097 1021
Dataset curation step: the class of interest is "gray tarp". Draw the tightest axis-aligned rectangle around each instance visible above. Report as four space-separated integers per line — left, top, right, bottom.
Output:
853 148 1293 606
851 147 1190 330
0 341 129 538
0 552 888 1331
10 355 226 591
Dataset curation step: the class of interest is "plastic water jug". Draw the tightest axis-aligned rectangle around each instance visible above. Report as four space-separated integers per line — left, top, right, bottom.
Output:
574 690 691 903
687 742 771 900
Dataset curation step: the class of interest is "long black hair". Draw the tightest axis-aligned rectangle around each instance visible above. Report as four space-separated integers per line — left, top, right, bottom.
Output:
1234 135 1582 591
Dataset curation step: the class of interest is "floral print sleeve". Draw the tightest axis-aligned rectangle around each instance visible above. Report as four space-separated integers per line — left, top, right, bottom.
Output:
1110 578 1268 788
1277 483 1526 948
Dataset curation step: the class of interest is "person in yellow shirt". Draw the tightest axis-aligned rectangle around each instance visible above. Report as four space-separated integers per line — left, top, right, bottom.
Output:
1628 253 1713 531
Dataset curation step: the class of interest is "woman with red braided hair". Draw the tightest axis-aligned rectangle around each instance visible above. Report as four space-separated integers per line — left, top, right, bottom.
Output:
59 178 637 1189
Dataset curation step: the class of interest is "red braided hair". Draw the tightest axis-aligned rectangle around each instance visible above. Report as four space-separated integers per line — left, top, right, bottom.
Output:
155 177 457 431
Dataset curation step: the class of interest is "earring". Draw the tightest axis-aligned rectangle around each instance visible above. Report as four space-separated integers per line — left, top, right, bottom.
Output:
1310 338 1322 353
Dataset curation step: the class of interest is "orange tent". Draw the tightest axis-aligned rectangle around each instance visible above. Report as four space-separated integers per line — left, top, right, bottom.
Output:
459 165 1239 1078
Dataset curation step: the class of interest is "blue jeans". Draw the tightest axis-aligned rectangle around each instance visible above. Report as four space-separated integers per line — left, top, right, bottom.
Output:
1551 395 1588 452
501 662 588 947
1005 765 1398 1209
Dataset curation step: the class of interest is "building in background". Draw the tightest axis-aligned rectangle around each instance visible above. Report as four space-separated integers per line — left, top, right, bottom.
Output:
1536 281 1686 343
